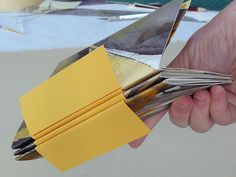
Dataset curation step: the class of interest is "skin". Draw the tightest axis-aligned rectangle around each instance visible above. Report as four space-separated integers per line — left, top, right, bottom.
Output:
129 0 236 148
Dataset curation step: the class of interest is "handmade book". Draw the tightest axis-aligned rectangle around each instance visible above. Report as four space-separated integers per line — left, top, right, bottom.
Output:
11 0 233 172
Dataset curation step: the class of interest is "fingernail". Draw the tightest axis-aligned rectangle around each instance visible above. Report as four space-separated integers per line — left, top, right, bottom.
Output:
194 93 205 102
211 86 221 99
193 92 207 107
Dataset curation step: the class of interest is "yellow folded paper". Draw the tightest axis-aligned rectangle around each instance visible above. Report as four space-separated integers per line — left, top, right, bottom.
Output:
20 46 150 171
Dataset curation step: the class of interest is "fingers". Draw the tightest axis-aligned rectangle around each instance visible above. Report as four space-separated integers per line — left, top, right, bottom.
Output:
129 111 167 149
129 86 236 149
169 96 194 128
143 110 167 129
190 90 214 133
128 135 147 149
210 85 233 125
169 90 214 133
170 87 235 133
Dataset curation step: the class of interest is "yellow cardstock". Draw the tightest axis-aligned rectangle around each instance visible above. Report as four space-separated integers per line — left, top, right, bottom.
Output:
20 46 121 137
37 101 150 171
19 46 150 171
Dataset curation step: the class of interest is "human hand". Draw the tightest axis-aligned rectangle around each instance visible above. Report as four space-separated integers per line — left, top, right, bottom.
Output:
129 1 236 148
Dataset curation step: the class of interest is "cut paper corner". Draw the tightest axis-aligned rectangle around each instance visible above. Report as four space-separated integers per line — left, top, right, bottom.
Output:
161 41 187 67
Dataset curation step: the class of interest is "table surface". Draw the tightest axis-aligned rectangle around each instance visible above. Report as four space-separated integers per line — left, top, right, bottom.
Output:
1 46 236 177
0 4 217 52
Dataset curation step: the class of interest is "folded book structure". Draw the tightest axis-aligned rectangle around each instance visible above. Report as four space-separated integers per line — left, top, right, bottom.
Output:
12 0 233 172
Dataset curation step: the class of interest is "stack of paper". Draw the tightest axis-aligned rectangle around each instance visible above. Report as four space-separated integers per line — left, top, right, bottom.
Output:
11 0 233 172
